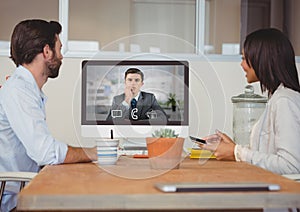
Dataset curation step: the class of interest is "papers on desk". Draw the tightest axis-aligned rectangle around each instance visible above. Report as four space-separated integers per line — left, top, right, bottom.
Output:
120 148 215 159
188 148 216 159
155 182 281 192
119 141 148 156
119 148 148 156
282 174 300 182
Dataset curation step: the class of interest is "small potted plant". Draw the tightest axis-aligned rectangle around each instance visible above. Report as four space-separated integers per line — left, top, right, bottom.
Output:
146 128 185 169
166 93 177 111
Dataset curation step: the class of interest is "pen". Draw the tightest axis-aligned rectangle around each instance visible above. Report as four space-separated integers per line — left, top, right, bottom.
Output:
110 129 114 139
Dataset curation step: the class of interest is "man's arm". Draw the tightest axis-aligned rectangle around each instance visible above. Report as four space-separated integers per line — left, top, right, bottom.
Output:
63 146 97 164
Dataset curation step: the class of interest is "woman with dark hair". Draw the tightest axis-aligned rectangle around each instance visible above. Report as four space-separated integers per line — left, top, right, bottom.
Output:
201 28 300 175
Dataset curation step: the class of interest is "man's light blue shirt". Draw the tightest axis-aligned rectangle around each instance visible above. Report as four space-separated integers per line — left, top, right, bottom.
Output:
0 65 68 211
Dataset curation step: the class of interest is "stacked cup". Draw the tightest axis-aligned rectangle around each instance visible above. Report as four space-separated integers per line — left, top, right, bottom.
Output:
96 139 119 165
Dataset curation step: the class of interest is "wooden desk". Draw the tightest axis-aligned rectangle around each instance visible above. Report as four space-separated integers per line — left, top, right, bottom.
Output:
17 156 300 211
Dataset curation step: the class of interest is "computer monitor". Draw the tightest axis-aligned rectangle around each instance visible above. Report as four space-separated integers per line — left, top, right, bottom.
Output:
81 60 189 139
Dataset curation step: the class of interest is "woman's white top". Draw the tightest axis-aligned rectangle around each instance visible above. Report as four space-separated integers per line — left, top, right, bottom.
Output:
235 84 300 175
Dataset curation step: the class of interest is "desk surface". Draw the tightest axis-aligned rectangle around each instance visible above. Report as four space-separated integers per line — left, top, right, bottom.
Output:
18 156 300 211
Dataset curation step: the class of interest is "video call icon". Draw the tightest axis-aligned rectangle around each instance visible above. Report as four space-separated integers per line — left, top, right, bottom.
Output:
111 110 122 118
131 108 138 120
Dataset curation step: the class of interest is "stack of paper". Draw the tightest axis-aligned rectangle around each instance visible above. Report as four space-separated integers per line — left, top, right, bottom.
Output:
189 148 216 159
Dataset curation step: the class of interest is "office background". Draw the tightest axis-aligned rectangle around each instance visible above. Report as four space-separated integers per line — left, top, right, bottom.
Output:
1 0 299 147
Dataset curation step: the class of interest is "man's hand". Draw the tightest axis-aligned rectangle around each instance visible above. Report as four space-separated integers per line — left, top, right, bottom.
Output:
63 146 97 164
124 86 134 104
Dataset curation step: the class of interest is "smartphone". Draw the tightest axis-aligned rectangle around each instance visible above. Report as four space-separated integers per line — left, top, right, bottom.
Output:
189 136 206 144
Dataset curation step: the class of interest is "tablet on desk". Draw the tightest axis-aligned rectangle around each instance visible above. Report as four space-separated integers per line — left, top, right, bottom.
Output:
155 182 281 192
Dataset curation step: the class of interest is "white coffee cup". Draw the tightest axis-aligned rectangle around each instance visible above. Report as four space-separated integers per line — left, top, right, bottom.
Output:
96 139 119 165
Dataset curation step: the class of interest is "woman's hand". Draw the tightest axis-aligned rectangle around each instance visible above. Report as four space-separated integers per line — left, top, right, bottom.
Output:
200 130 236 161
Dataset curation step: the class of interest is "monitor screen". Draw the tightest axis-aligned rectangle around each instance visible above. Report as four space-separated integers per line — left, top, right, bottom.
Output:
81 60 189 138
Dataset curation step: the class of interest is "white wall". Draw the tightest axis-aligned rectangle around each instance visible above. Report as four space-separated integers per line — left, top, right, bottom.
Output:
4 56 299 147
1 55 269 147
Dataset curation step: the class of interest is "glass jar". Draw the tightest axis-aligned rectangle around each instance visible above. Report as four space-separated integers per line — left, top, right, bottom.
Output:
231 85 267 146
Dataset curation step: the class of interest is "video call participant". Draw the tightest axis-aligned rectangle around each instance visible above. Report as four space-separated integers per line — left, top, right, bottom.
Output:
0 19 97 211
106 68 168 123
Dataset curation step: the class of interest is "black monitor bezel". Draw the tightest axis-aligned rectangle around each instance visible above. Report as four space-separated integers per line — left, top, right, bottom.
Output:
81 60 189 126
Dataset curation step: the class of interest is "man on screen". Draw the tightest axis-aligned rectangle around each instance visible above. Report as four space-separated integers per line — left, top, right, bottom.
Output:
106 68 167 123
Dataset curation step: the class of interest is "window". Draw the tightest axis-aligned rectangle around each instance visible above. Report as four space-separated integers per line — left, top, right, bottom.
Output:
0 0 59 55
204 0 241 55
67 0 196 54
205 0 300 55
240 0 300 56
1 0 299 57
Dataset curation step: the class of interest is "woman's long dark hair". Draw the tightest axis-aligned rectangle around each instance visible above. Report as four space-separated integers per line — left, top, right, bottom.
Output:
243 28 300 96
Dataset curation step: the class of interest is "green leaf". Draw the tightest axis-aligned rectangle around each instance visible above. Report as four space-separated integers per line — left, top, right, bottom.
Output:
152 128 178 138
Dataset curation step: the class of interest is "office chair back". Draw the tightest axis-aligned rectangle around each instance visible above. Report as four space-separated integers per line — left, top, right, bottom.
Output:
0 172 37 207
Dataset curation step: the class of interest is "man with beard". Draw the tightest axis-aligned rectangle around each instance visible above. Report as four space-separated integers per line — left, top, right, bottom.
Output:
0 19 97 211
